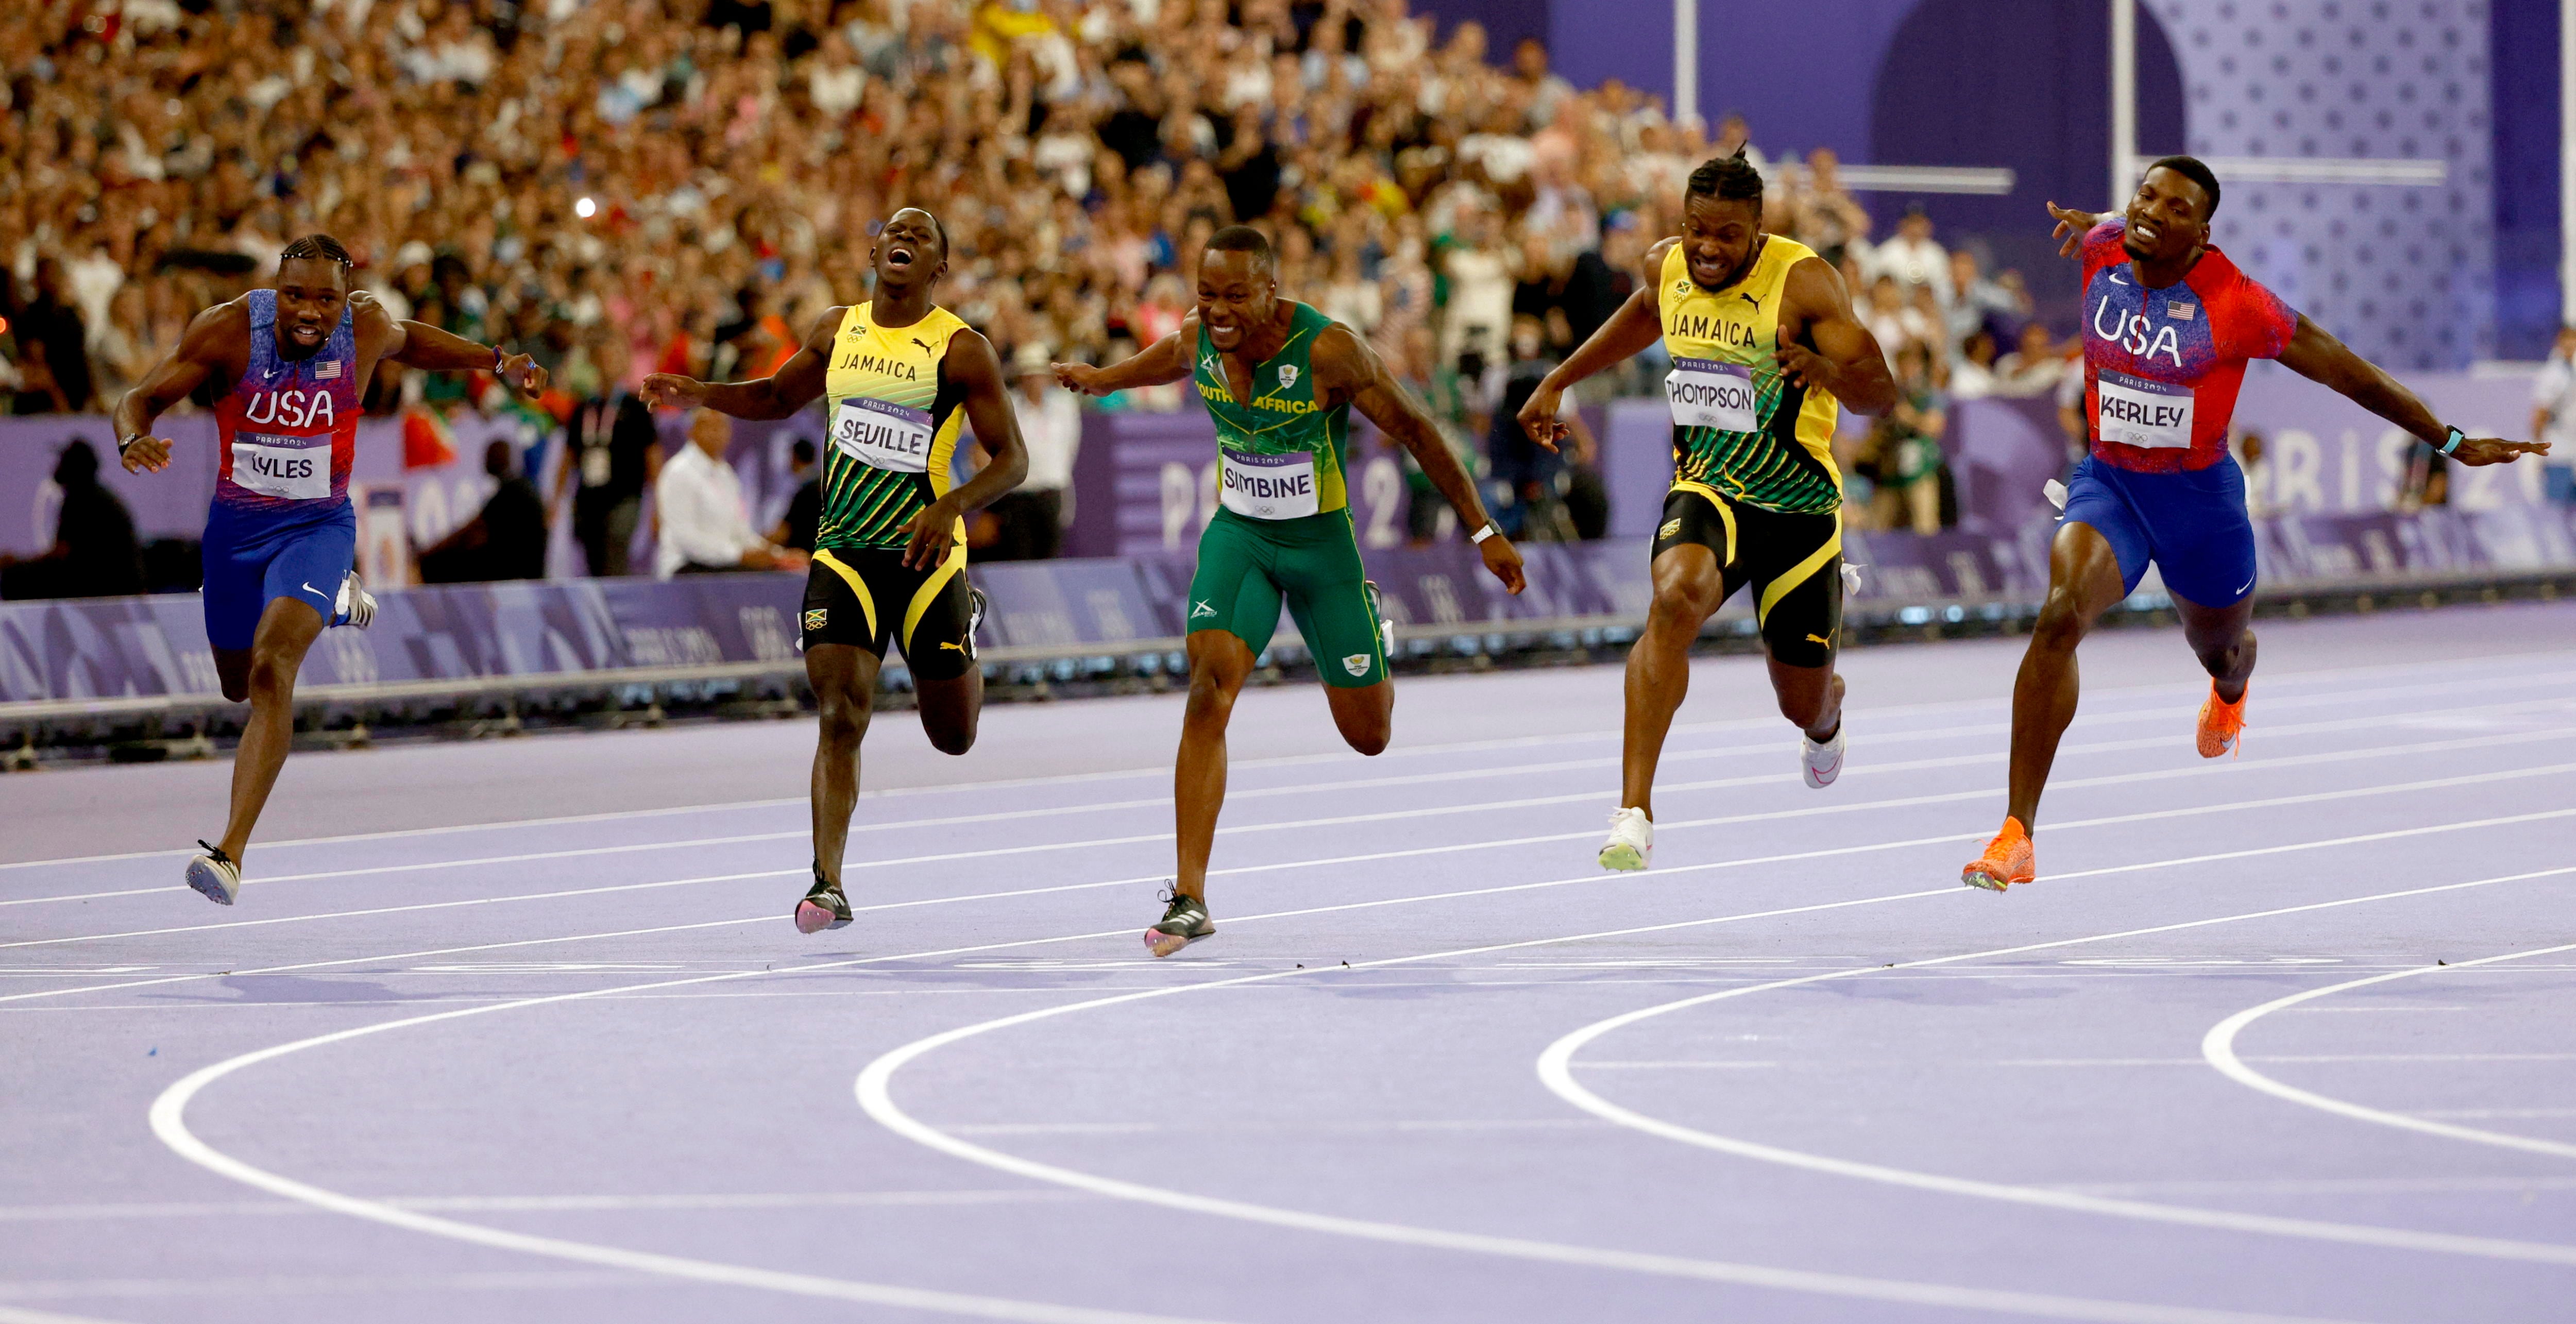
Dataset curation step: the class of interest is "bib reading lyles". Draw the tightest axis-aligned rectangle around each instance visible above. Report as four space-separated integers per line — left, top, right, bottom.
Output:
2095 370 2195 450
1665 358 1759 432
1218 444 1319 520
831 396 936 473
230 434 334 500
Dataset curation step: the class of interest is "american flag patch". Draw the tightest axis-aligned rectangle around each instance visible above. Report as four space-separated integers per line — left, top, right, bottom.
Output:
315 360 342 379
2168 303 2196 321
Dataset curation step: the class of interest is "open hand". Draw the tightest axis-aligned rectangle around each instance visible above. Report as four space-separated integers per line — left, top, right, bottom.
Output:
118 435 173 474
639 373 706 410
1479 531 1526 596
2449 436 2551 467
2046 201 2102 259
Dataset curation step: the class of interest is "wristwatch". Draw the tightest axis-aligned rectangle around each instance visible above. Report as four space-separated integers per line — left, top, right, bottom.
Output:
117 432 149 456
2437 426 2465 456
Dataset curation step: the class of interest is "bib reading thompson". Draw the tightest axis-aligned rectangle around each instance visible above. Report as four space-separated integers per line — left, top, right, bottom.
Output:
1185 302 1389 688
798 300 980 676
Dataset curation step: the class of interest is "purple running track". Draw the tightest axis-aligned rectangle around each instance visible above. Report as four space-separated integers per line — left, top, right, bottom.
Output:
2 603 2573 1324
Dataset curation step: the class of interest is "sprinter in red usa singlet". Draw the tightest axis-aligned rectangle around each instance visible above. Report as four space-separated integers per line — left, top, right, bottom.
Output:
114 235 549 906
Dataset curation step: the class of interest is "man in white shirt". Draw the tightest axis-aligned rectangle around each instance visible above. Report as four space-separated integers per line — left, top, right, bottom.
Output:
653 409 806 578
1871 206 1951 299
981 344 1083 559
2534 325 2576 474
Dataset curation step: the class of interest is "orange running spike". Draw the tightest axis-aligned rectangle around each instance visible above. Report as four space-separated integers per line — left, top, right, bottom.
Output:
2197 682 2248 759
1960 817 2035 891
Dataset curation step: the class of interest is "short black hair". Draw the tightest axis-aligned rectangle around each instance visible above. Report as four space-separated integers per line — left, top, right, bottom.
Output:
2144 155 2223 220
1685 149 1764 207
1205 224 1275 269
279 234 353 267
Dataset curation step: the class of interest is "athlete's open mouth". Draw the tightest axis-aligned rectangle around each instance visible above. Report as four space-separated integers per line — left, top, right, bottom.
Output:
2131 218 2163 245
886 243 917 268
287 321 325 345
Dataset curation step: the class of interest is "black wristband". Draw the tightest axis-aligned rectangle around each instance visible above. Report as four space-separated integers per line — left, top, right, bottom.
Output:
117 433 145 456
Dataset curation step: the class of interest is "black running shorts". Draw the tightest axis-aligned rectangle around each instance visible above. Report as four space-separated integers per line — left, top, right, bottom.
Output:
801 545 977 680
1651 484 1842 670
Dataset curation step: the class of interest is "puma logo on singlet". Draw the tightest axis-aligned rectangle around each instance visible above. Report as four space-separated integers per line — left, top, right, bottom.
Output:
912 337 936 354
1738 292 1762 312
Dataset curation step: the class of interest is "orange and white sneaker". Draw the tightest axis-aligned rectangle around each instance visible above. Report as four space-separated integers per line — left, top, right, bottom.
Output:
2196 683 2248 759
1961 817 2035 891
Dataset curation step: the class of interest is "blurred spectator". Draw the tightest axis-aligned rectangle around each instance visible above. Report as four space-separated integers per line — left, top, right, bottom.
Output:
1486 314 1594 540
1950 330 2002 400
772 438 822 553
11 260 93 414
1994 323 2071 399
1871 342 1951 535
0 439 142 600
560 387 662 578
1872 206 1950 298
1860 275 1934 368
1510 38 1575 128
417 442 551 584
1944 248 2025 348
2534 326 2576 479
1793 150 1873 268
1710 113 1770 182
2237 431 2278 519
655 409 805 578
980 343 1081 561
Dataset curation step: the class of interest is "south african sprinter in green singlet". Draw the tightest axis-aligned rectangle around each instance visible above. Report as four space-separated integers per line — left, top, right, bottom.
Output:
1055 226 1527 958
643 208 1029 936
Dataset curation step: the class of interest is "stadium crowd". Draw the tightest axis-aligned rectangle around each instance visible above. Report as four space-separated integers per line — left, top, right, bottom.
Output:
0 0 2075 571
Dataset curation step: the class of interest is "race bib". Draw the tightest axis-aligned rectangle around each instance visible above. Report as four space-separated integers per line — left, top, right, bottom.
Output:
1665 358 1759 432
829 396 936 473
2095 371 2194 449
1217 444 1319 520
231 434 332 500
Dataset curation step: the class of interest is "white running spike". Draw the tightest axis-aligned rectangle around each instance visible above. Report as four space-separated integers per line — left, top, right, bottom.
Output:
1801 725 1847 789
1598 807 1653 872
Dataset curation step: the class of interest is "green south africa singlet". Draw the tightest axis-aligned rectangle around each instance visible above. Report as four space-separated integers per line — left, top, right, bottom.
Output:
816 301 971 550
1193 301 1352 520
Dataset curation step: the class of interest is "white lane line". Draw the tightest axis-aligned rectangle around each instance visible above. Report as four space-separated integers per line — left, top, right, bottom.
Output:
0 1190 1093 1222
0 1271 641 1301
2202 942 2576 1161
18 700 2576 933
1533 868 2576 1267
0 1305 141 1324
23 648 2570 872
850 838 2576 1317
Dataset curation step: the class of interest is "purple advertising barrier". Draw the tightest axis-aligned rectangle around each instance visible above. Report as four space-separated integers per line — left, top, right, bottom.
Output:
2232 362 2553 516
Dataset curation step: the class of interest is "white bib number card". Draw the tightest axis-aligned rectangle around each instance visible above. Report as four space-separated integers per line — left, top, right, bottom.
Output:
831 396 936 473
232 434 332 500
1218 444 1319 520
1665 358 1759 432
2094 371 2195 449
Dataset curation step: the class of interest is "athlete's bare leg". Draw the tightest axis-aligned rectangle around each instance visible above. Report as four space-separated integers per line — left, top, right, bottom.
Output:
1621 544 1727 818
1324 678 1393 756
211 597 327 866
2005 521 2129 828
807 642 881 887
2176 593 2257 703
1174 629 1256 901
1768 658 1844 742
914 666 982 756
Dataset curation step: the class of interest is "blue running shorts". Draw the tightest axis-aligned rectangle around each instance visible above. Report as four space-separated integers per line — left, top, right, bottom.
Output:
200 502 358 651
2058 453 2258 608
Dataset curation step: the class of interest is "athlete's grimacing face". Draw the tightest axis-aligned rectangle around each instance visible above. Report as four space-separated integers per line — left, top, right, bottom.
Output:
273 259 348 354
1680 195 1761 291
1195 249 1277 353
871 209 948 290
2120 167 2212 265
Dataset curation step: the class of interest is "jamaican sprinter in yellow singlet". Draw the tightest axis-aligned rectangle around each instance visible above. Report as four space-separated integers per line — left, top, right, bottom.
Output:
643 208 1030 935
1519 152 1897 872
1056 225 1527 957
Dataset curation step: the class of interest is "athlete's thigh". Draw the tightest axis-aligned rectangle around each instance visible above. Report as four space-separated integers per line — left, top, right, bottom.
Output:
1739 504 1842 670
2056 456 2152 600
2139 457 2259 610
1274 518 1385 690
1649 488 1739 618
803 550 898 659
890 545 976 683
2044 519 2131 629
256 517 357 627
1188 513 1287 658
200 514 272 654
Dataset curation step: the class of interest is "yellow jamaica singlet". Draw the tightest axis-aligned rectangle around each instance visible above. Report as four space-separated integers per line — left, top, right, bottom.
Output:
817 301 971 551
1657 236 1842 514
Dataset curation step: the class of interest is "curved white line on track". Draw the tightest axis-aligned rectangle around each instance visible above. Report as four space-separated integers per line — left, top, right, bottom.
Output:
21 648 2569 872
1534 868 2576 1266
854 853 2576 1322
2202 941 2576 1161
18 714 2576 949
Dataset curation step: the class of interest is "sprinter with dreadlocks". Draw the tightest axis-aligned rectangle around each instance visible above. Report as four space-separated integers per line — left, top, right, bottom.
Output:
1517 152 1899 872
115 235 550 905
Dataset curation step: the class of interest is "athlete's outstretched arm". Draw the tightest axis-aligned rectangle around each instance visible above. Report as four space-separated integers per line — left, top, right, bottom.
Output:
1319 326 1524 595
1053 320 1194 396
2277 314 2548 466
1776 256 1899 415
902 329 1030 569
2045 202 2106 259
639 310 834 419
368 298 547 396
112 302 237 474
1520 239 1672 450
